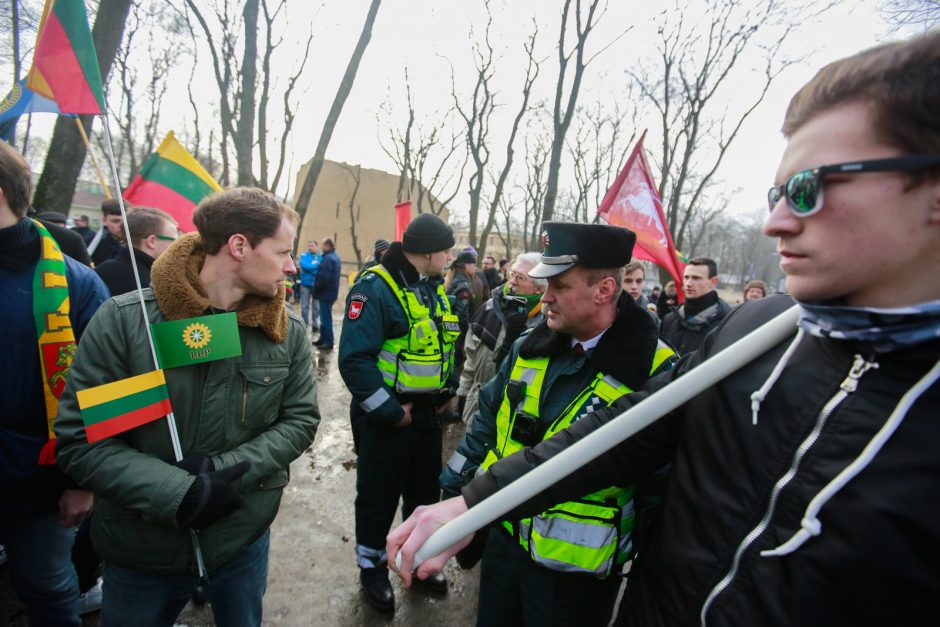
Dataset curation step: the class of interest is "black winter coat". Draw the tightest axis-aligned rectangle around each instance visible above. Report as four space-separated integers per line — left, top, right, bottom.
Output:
660 296 731 355
94 246 154 296
466 295 940 627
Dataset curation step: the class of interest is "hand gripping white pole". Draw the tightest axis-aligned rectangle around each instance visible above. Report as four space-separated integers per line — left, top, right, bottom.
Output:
400 305 800 570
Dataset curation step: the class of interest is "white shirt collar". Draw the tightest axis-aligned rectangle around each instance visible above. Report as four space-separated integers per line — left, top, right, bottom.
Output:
570 328 608 352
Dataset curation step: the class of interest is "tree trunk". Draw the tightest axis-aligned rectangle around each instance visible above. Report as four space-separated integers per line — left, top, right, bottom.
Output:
294 0 381 220
32 0 133 213
236 0 260 186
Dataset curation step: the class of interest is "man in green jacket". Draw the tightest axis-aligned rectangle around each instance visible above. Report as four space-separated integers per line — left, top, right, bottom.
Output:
55 188 320 626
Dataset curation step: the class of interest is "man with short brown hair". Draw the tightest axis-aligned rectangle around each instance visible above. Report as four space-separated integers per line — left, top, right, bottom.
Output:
95 207 178 295
622 259 659 328
55 187 318 625
0 141 108 625
90 199 126 266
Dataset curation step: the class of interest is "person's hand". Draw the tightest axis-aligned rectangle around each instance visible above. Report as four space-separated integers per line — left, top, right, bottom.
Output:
387 496 473 588
175 461 251 529
58 489 93 527
173 452 214 475
396 402 414 428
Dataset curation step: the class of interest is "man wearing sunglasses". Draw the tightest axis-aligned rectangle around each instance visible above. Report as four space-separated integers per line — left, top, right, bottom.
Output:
94 207 179 296
390 32 940 626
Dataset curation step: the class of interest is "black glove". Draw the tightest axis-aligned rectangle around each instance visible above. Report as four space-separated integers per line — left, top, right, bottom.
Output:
457 395 466 420
173 453 214 475
175 461 251 529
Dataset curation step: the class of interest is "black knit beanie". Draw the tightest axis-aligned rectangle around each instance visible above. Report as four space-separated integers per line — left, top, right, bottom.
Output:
402 213 455 253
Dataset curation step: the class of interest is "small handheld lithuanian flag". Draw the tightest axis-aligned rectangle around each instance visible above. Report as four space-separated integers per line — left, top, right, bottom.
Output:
77 370 172 443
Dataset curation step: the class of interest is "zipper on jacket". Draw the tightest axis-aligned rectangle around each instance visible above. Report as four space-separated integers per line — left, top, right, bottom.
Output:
698 354 879 626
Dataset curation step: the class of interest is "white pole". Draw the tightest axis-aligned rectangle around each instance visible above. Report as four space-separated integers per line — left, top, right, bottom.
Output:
401 304 801 569
100 111 207 579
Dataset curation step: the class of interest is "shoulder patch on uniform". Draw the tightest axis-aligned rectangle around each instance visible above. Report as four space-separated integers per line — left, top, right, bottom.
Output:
351 293 368 303
348 300 365 320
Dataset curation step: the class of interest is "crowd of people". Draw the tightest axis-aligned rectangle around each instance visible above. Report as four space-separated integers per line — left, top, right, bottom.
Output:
1 30 938 627
388 30 940 627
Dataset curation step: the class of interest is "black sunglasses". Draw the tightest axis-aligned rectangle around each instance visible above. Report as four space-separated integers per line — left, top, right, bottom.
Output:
768 154 940 217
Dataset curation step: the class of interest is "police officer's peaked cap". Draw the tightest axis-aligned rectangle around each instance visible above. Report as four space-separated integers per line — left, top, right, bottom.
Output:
402 213 455 253
529 221 636 278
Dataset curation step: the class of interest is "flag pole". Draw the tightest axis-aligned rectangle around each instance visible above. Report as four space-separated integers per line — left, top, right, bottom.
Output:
73 117 112 199
398 304 801 570
100 110 208 579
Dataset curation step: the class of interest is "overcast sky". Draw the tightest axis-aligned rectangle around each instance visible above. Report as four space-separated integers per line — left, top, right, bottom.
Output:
12 0 918 222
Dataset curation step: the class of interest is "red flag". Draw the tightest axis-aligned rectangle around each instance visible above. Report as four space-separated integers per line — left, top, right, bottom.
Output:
394 200 412 241
26 0 105 114
597 130 685 301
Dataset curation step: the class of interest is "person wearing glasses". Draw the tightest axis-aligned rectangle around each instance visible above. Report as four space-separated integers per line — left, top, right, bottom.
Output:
94 207 179 296
451 252 547 426
390 32 940 626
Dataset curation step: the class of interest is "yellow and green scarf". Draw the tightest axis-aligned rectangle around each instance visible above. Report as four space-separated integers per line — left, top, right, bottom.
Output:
31 219 76 465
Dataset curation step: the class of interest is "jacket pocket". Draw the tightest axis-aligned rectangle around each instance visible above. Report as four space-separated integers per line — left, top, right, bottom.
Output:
238 365 290 430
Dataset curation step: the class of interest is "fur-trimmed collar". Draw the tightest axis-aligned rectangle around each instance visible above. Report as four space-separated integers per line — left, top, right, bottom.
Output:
519 293 659 390
150 233 288 343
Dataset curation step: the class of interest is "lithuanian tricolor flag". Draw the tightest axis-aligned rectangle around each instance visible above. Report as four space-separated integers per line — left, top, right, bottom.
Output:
25 0 104 115
77 370 172 443
123 131 223 233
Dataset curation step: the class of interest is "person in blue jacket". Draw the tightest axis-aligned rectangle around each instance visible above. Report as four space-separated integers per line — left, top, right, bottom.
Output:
298 239 322 330
0 141 109 625
312 237 341 349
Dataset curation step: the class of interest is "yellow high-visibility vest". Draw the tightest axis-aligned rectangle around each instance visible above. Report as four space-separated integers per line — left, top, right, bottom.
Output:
363 265 460 394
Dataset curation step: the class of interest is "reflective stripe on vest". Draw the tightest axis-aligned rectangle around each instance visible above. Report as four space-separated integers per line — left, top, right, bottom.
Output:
480 355 636 578
361 265 459 394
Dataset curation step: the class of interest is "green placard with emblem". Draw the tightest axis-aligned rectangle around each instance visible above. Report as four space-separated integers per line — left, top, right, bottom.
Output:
150 312 241 369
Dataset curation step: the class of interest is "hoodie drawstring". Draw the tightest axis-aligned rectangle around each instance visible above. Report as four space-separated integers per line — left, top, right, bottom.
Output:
750 329 805 425
761 358 940 557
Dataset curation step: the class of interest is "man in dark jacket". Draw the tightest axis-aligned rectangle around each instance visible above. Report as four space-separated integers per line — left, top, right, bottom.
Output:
623 259 660 329
89 199 126 266
390 31 940 627
338 213 459 611
70 214 97 247
358 237 390 275
660 257 730 355
27 207 93 266
438 222 677 626
0 142 109 625
312 237 341 349
95 207 178 296
55 188 320 625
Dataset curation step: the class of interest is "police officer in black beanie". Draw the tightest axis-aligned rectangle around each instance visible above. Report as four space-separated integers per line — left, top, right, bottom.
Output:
338 212 461 611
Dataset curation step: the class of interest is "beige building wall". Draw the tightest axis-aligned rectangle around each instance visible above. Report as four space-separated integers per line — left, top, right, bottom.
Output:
452 229 530 261
292 160 449 275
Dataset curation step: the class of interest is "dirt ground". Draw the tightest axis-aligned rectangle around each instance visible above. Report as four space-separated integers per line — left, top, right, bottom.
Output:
1 294 481 626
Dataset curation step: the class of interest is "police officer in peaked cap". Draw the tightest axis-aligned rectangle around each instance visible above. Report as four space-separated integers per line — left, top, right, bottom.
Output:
437 220 677 626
